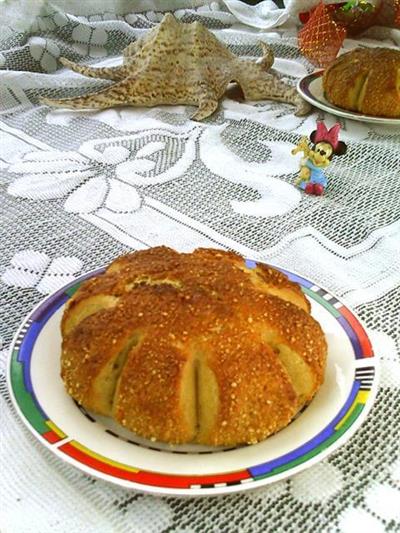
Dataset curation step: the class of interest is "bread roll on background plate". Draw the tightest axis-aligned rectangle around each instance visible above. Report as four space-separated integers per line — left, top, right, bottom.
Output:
323 47 400 118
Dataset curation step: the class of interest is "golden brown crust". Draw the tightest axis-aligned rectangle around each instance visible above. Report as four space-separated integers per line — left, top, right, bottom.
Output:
61 246 327 445
114 336 196 443
197 328 299 445
323 47 400 118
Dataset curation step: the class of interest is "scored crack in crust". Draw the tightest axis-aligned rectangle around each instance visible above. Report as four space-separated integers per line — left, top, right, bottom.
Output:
323 47 400 118
61 246 327 446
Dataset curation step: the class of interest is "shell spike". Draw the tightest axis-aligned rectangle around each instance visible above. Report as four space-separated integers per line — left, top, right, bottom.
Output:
60 57 128 81
258 41 274 71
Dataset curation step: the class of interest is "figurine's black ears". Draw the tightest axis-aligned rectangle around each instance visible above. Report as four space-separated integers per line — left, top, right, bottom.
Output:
310 128 347 157
334 141 347 156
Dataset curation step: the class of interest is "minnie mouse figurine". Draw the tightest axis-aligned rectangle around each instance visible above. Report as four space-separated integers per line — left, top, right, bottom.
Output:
292 121 347 195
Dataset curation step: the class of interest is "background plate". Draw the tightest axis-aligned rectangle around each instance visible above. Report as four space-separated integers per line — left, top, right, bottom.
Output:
298 71 400 126
7 262 379 496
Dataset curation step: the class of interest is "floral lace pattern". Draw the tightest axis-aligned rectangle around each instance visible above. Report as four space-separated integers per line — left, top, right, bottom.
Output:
2 250 82 294
8 129 200 214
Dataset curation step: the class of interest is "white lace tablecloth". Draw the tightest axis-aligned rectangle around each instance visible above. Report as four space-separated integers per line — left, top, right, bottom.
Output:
1 1 399 532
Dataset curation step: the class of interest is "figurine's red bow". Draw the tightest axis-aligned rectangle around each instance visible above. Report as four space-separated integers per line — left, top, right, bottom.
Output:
314 121 341 150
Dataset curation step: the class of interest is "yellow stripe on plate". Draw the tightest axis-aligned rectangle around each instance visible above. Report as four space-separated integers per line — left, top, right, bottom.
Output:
71 440 139 473
335 390 370 430
357 390 370 404
335 403 357 431
46 420 67 438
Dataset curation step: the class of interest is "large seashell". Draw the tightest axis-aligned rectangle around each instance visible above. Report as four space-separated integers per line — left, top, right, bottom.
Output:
42 13 311 120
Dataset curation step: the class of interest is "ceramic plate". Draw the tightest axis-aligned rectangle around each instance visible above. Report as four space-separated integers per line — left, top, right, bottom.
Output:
298 71 400 126
7 262 379 496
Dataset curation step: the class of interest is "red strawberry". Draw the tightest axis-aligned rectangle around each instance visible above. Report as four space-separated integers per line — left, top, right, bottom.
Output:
333 0 382 35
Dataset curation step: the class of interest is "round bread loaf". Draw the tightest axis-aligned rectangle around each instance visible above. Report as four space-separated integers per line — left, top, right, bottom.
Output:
323 47 400 118
61 247 327 446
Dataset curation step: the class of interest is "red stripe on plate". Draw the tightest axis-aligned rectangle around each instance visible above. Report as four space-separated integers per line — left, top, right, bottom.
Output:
59 442 250 488
133 469 250 488
43 430 62 444
59 442 138 481
340 307 374 357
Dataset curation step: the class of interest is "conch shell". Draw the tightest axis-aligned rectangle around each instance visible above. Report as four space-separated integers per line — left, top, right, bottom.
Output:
42 13 311 120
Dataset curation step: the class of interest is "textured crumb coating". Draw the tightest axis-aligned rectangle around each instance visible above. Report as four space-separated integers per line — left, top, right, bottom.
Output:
323 47 400 118
61 246 327 446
